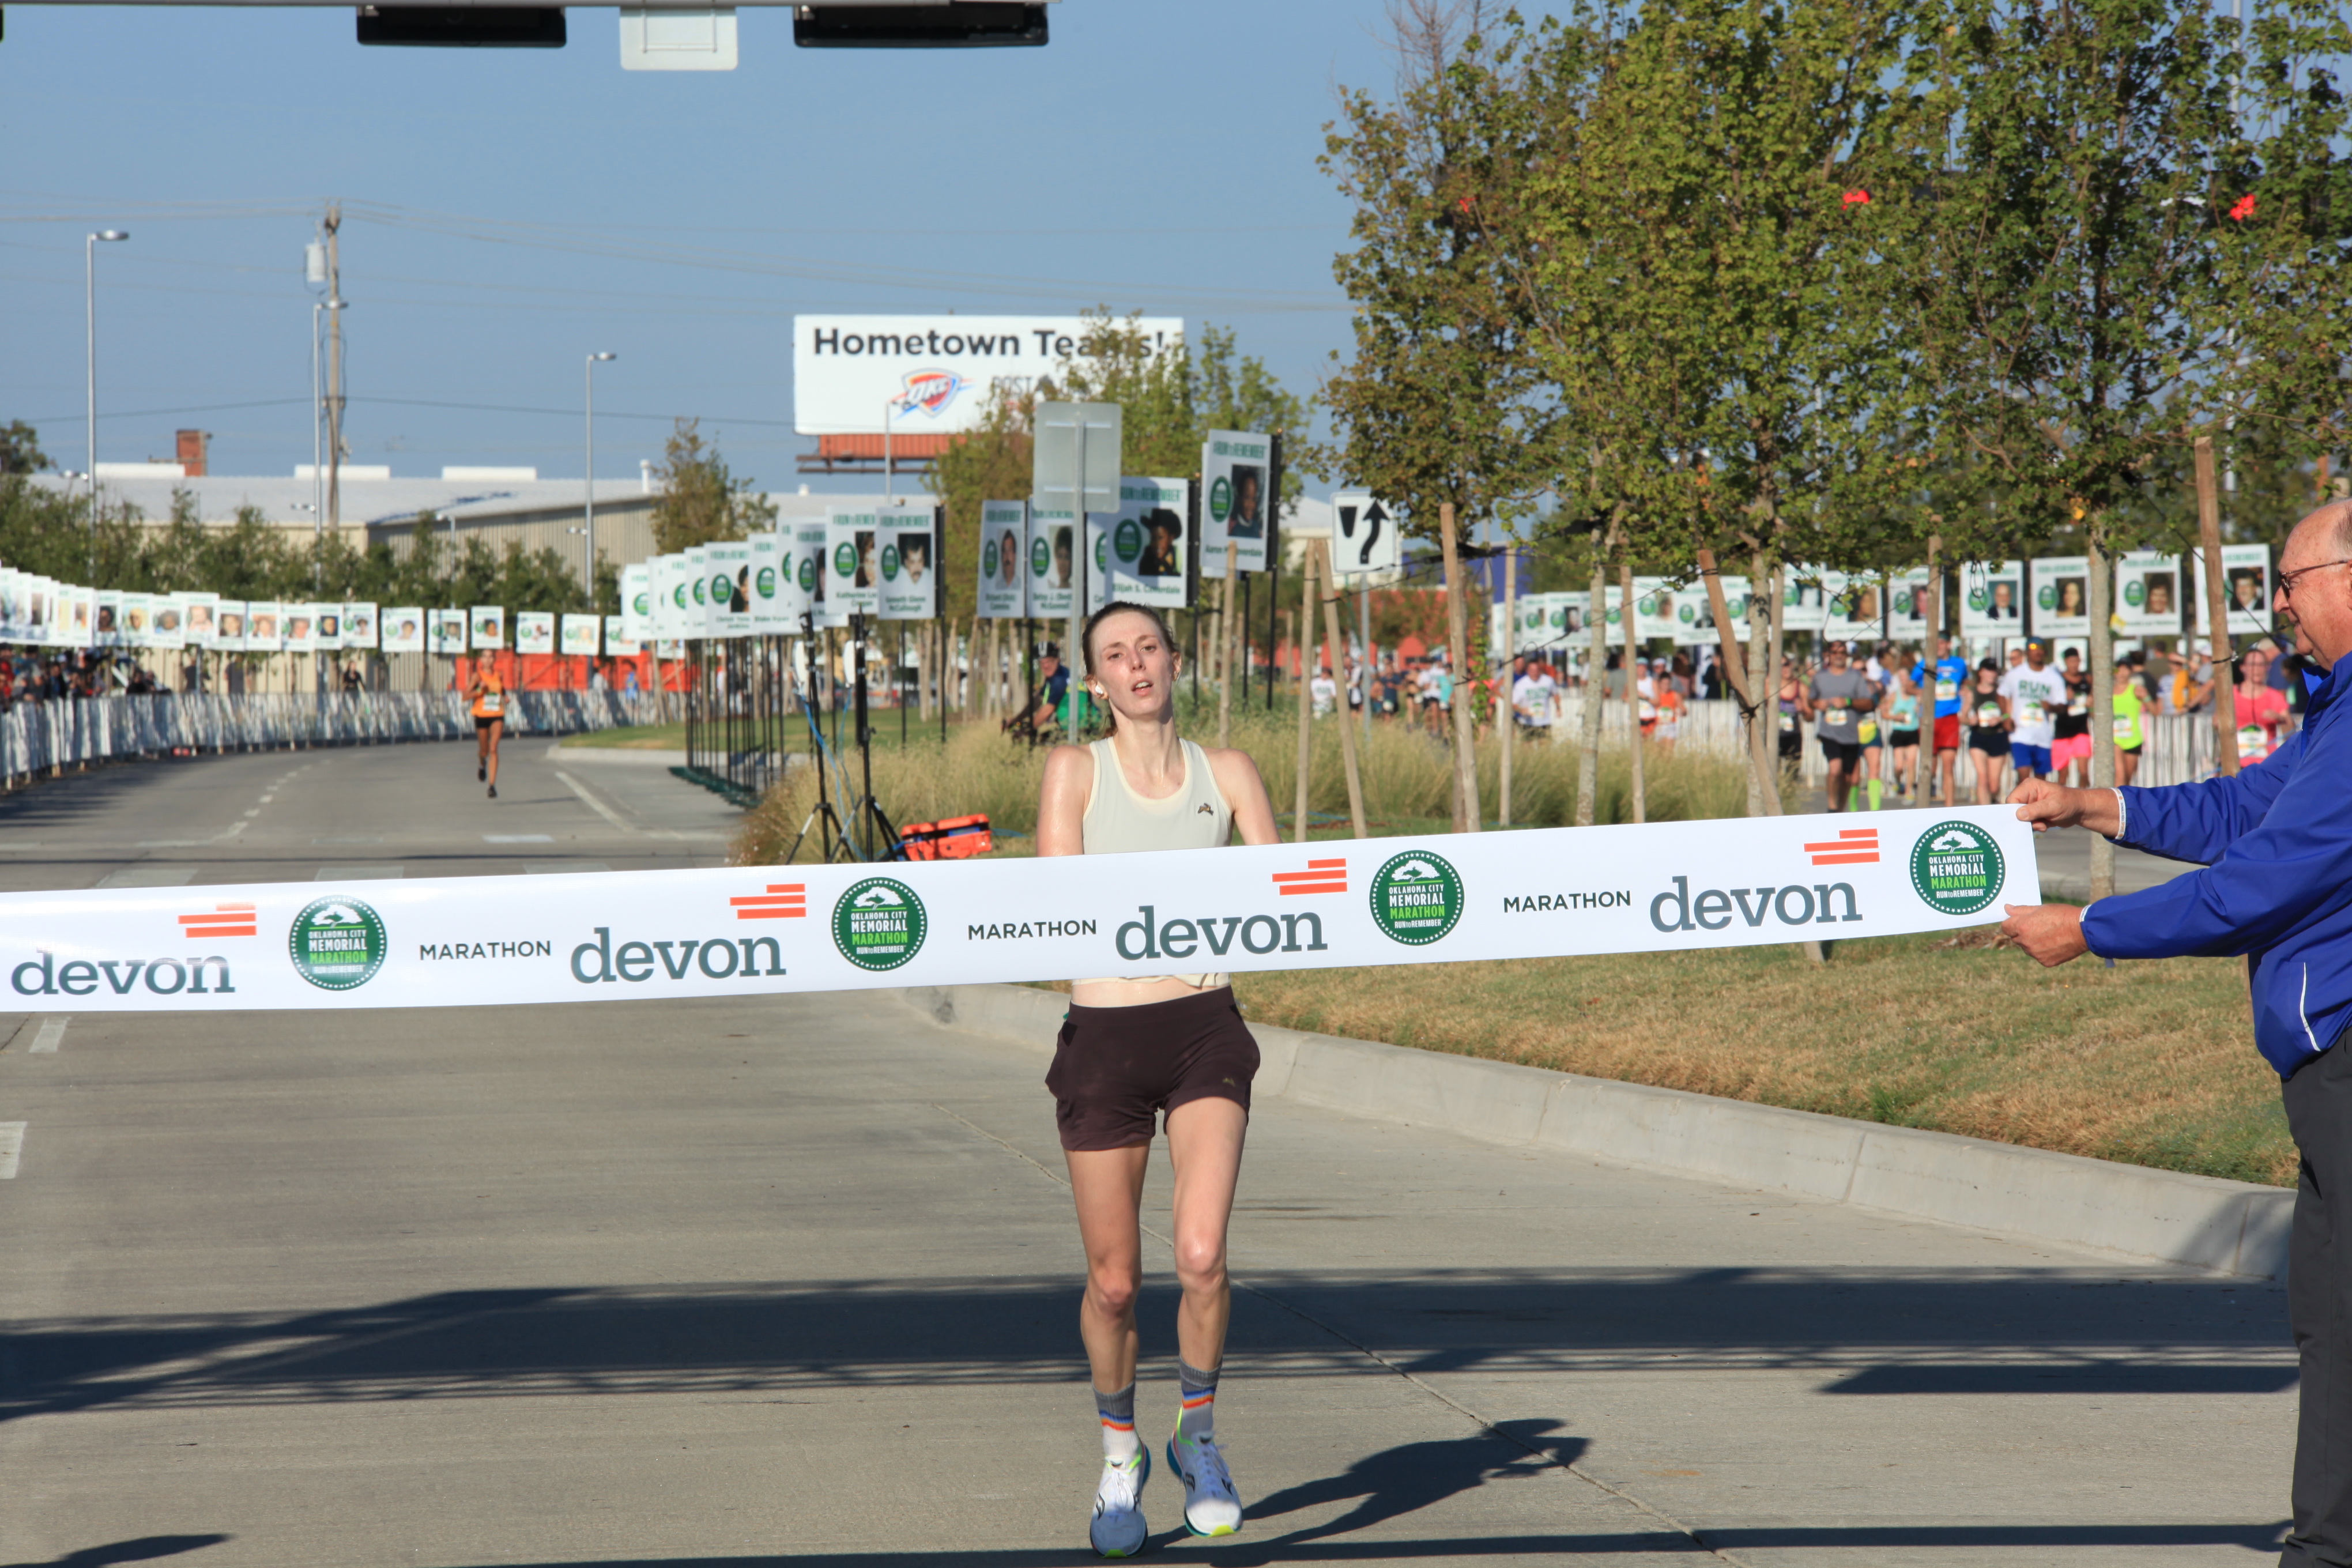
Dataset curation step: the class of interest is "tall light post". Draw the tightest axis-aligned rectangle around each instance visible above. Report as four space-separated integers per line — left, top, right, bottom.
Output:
312 296 345 593
585 352 616 605
85 229 128 581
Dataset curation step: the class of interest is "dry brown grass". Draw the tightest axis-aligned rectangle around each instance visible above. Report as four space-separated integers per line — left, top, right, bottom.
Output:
1229 936 2291 1186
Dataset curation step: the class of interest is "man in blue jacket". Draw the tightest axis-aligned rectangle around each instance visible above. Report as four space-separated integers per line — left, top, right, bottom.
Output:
2003 500 2352 1566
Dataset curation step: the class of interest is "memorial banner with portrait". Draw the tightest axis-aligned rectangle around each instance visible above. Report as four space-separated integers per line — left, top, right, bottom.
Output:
1200 429 1271 575
1087 477 1192 612
976 501 1027 620
876 505 941 622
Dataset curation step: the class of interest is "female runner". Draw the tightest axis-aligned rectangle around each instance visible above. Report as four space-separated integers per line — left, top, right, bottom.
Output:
468 658 507 799
1037 600 1279 1556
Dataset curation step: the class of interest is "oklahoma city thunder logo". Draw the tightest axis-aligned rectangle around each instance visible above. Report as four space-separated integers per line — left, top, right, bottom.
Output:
892 370 968 419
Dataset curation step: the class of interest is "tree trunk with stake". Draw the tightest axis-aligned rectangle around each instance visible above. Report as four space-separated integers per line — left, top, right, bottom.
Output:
1439 502 1480 833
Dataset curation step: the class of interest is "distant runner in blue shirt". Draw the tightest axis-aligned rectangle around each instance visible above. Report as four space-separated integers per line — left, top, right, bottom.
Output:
2000 501 2352 1566
1913 632 1970 808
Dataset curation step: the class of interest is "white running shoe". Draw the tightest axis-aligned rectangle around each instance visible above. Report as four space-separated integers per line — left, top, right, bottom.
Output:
1089 1448 1149 1559
1166 1432 1244 1537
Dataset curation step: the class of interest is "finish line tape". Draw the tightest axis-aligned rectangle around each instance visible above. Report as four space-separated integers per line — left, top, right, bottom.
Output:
0 808 2038 1012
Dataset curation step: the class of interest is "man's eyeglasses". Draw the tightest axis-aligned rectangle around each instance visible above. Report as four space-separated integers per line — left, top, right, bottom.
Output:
2276 558 2352 600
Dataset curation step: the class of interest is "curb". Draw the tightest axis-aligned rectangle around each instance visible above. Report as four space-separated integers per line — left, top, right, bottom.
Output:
900 982 2291 1280
545 744 691 767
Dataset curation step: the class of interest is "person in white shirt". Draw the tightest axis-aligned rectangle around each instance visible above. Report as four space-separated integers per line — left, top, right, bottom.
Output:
1309 666 1338 717
1996 638 2069 780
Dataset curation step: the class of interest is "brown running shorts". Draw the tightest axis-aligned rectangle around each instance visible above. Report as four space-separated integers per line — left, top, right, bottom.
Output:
1046 985 1260 1152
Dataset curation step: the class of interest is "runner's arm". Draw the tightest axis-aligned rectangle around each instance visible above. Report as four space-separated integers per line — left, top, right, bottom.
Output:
1204 748 1281 847
1036 745 1094 858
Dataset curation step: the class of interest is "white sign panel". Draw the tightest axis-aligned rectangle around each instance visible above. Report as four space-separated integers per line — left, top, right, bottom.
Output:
621 563 654 645
1329 492 1401 578
826 508 881 618
1957 560 2027 638
1201 430 1271 575
2115 551 2183 636
604 616 639 658
1884 568 1933 640
877 506 940 622
560 614 602 657
794 521 843 630
314 603 346 652
2197 543 2273 637
707 540 753 638
469 606 505 653
343 602 379 650
793 315 1182 436
1088 477 1189 611
1027 506 1077 621
382 608 424 655
247 602 284 653
747 533 793 633
208 598 240 652
1780 570 1828 634
2029 556 2091 638
514 612 556 655
430 610 467 656
976 500 1027 619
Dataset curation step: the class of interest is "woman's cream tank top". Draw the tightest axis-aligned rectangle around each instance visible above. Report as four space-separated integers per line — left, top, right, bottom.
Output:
1078 736 1234 987
1080 736 1232 855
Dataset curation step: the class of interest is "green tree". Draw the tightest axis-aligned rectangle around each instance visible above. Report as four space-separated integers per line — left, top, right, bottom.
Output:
1 421 50 476
650 418 779 555
1883 0 2351 894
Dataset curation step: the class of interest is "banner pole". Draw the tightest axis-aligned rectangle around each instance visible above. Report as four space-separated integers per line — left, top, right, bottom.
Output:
1316 538 1369 838
1292 538 1316 842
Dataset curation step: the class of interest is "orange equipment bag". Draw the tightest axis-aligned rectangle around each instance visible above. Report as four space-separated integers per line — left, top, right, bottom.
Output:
895 815 993 861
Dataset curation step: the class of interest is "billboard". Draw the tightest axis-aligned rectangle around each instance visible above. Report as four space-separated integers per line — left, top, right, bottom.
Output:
2029 556 2091 639
1200 430 1271 575
826 508 882 619
1957 560 2027 638
2115 551 2183 636
793 315 1183 436
2196 543 2272 637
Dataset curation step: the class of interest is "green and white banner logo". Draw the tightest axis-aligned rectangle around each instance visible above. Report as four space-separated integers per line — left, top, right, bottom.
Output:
1369 851 1465 945
834 542 857 579
1910 821 2004 916
832 878 928 971
1113 518 1144 563
756 566 777 599
983 538 1000 577
1209 475 1232 522
798 556 819 592
289 896 389 991
881 543 902 579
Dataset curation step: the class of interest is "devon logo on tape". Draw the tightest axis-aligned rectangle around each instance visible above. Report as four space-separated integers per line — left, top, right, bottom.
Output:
1369 851 1464 945
832 878 928 972
289 896 389 992
1910 821 2004 916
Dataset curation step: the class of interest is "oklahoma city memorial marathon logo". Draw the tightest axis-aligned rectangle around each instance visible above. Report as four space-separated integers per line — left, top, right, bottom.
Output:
834 877 929 972
1910 820 2005 916
1369 851 1464 945
290 896 390 992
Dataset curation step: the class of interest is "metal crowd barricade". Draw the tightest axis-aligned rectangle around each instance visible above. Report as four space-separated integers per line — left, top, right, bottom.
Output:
0 691 658 789
1543 699 2238 793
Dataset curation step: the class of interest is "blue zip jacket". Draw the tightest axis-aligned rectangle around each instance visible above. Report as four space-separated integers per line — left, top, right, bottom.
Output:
2082 654 2352 1077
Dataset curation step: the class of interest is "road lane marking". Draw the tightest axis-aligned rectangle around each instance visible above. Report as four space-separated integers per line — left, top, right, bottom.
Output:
96 866 199 889
0 1123 22 1178
555 771 638 835
315 865 406 881
29 1018 68 1054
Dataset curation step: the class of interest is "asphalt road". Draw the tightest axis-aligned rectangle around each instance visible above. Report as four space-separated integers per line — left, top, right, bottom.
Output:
0 739 2295 1568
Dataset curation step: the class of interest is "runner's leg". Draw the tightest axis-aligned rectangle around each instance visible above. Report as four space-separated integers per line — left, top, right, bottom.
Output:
1067 1145 1151 1394
1164 1095 1247 1536
1068 1143 1152 1556
1165 1096 1246 1374
485 718 503 793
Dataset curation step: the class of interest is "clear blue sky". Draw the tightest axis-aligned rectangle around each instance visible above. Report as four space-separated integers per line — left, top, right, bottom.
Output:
1 1 1413 493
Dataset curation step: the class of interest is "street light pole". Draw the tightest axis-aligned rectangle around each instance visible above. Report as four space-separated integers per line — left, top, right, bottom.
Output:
85 229 128 582
586 352 616 606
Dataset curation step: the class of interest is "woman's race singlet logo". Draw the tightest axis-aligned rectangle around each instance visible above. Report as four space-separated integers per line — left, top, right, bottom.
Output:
1909 822 2005 916
831 878 928 971
1368 851 1465 945
289 896 389 990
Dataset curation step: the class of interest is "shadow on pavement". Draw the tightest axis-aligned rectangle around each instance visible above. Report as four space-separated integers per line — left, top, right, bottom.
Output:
1248 1419 1588 1543
1 1267 2291 1426
0 1536 232 1568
